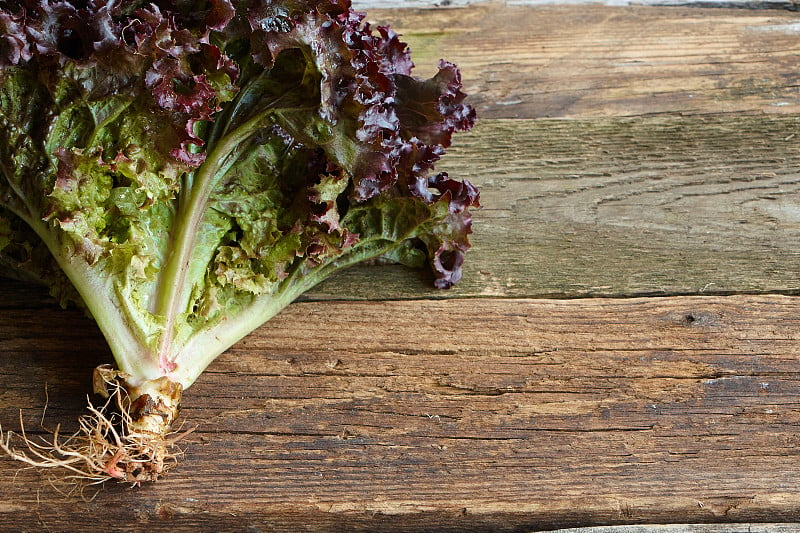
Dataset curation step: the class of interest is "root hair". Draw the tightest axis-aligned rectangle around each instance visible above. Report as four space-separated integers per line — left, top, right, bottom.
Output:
0 372 188 492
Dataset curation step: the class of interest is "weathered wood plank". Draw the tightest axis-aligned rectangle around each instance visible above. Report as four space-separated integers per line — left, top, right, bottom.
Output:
2 283 800 531
366 4 800 118
306 114 800 300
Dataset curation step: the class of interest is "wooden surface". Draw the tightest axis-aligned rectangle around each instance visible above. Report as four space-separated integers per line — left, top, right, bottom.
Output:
3 3 800 532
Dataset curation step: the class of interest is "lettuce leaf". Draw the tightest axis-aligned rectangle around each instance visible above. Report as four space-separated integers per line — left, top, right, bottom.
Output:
0 0 478 389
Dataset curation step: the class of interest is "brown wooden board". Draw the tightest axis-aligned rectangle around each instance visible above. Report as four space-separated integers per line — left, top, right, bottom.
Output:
307 114 800 300
2 286 800 530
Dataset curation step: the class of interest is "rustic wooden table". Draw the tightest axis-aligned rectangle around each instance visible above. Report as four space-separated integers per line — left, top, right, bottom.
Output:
2 2 800 531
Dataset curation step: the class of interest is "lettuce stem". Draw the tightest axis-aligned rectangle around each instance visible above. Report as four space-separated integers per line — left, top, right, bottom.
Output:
153 110 274 373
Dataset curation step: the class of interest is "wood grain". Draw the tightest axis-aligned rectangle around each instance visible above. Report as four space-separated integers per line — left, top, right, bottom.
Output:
1 282 800 531
366 4 800 118
307 114 800 300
